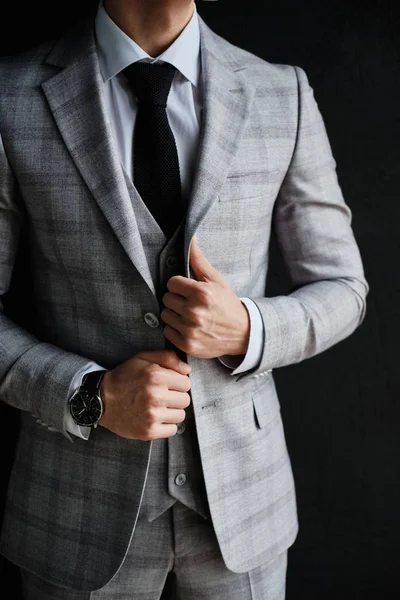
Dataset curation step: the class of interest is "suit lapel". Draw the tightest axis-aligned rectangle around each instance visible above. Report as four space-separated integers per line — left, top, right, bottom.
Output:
184 16 256 276
41 14 256 290
42 18 156 296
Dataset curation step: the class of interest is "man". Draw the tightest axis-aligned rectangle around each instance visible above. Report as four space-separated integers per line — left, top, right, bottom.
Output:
0 0 369 598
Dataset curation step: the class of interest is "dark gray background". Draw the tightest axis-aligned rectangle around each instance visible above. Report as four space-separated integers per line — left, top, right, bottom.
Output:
1 1 399 597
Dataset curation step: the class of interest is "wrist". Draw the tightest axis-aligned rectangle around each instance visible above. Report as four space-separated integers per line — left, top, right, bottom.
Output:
69 370 105 428
98 370 112 428
228 301 251 356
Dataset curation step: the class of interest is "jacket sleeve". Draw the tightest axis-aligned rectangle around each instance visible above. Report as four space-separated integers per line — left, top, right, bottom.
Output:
0 132 98 439
218 298 264 373
241 65 369 376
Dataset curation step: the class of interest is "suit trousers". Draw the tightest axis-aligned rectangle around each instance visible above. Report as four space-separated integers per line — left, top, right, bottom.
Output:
20 501 287 600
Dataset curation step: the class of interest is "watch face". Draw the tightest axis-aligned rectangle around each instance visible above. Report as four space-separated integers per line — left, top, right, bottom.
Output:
70 391 102 427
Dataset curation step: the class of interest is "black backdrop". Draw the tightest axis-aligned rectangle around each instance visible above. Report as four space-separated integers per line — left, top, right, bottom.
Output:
1 1 400 598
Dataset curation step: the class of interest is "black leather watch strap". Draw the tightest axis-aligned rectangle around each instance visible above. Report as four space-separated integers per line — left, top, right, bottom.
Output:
81 370 106 397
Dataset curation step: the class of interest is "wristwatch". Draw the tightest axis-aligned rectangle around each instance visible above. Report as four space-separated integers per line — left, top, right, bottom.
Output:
69 370 106 428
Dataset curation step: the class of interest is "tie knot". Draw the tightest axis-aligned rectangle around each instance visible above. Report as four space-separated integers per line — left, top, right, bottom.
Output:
123 61 177 108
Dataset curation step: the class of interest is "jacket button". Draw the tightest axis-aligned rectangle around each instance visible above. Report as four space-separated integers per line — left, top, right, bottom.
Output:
166 256 178 269
144 312 160 328
175 473 187 486
177 422 186 435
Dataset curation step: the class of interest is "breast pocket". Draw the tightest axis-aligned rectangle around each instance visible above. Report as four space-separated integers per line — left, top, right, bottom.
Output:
218 170 284 202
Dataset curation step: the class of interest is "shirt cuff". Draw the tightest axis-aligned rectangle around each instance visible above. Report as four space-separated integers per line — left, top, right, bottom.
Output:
64 362 107 440
217 298 264 375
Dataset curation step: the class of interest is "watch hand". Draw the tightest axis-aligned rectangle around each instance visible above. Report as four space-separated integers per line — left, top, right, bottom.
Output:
77 409 86 416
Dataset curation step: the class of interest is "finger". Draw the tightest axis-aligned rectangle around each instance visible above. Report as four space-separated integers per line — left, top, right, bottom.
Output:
163 325 186 352
161 308 183 332
149 424 178 440
162 291 187 315
161 408 186 424
164 391 191 409
164 371 192 393
137 350 191 375
167 275 198 298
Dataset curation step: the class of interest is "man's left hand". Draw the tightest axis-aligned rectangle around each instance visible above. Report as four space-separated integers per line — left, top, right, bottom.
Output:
161 236 250 359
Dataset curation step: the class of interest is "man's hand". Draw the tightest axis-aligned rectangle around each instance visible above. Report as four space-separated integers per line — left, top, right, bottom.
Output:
99 350 191 441
161 236 250 359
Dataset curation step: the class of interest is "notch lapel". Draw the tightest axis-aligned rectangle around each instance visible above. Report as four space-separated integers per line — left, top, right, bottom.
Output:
41 15 256 291
42 19 156 297
184 16 256 276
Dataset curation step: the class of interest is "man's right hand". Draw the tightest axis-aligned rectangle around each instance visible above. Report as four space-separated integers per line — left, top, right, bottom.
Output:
98 350 192 441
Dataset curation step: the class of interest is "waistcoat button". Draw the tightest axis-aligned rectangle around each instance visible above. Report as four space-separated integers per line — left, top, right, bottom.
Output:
144 312 160 328
175 473 187 486
166 256 178 269
177 422 186 435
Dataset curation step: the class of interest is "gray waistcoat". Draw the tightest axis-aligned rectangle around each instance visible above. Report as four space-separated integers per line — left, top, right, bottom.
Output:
122 170 210 522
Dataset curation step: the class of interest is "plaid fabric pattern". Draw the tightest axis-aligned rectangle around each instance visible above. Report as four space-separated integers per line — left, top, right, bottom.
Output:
0 12 368 592
20 502 287 600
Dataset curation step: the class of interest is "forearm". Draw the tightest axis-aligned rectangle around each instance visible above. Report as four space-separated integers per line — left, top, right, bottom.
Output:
0 131 94 438
250 276 366 373
233 66 368 380
0 314 101 438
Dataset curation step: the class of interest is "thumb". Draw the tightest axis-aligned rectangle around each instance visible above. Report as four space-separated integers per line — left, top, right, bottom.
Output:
189 236 223 283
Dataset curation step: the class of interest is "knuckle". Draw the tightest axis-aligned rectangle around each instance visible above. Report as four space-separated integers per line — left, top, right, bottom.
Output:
164 352 178 367
145 407 158 426
183 339 196 356
148 362 160 370
146 368 162 386
149 393 163 408
186 306 202 325
139 389 152 404
198 285 212 304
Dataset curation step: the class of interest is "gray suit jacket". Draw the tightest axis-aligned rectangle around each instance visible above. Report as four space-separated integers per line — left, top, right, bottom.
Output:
0 11 368 592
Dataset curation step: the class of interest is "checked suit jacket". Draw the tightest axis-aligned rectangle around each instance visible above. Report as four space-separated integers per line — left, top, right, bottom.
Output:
0 10 368 593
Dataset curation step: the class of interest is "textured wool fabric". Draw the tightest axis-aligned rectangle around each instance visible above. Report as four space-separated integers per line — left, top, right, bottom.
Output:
118 168 210 523
124 61 185 239
0 10 368 592
121 59 210 526
20 502 287 600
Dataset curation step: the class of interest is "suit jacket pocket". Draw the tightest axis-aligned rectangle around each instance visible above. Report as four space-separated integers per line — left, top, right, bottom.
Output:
252 377 281 432
218 170 283 202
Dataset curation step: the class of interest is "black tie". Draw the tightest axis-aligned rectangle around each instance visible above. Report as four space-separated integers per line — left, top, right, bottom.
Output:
123 61 186 239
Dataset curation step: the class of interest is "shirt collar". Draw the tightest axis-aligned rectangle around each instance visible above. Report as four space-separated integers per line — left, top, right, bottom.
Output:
95 1 200 87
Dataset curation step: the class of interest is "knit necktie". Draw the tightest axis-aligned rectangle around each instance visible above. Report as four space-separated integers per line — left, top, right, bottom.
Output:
123 61 185 240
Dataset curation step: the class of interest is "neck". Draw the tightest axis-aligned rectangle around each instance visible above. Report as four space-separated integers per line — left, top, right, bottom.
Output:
103 0 195 57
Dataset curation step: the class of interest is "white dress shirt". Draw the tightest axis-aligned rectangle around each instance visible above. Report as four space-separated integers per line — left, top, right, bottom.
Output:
64 0 265 439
